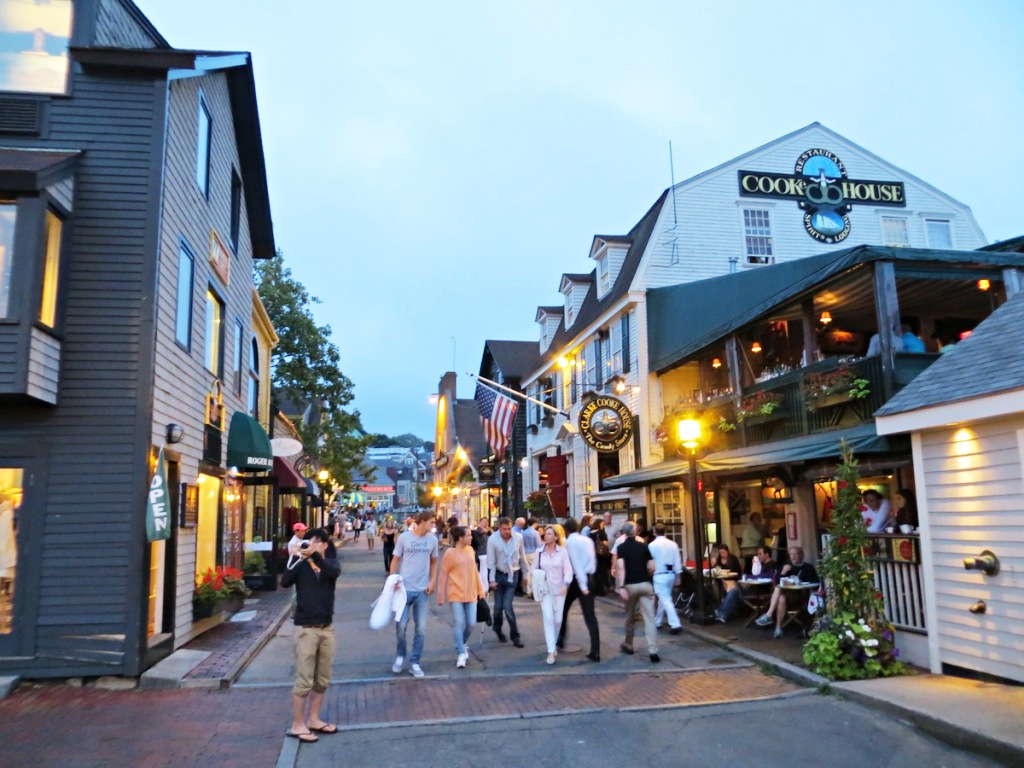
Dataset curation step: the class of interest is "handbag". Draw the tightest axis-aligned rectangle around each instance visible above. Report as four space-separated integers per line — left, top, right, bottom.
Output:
532 567 548 601
476 597 492 625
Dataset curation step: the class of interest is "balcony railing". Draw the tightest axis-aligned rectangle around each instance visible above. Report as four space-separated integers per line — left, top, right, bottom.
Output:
704 353 938 450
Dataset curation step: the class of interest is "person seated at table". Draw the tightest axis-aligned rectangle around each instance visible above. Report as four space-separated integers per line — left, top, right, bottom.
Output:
755 546 819 638
894 488 918 530
710 543 741 602
715 546 776 623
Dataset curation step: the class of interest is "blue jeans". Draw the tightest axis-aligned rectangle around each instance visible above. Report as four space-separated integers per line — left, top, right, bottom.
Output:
717 586 743 621
492 571 519 640
451 601 477 654
396 590 429 663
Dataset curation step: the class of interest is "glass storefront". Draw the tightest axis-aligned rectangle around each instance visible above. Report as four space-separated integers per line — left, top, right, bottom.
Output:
0 468 23 635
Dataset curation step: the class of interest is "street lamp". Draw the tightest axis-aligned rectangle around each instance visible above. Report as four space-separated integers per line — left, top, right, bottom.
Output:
678 418 711 625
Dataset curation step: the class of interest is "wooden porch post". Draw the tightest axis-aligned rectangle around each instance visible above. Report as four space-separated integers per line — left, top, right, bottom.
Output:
873 261 900 399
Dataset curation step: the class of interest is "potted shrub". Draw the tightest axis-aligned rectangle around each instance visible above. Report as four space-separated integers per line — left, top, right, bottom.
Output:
243 550 277 591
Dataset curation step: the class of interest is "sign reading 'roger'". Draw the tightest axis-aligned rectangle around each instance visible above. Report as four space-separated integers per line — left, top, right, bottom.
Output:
578 395 633 453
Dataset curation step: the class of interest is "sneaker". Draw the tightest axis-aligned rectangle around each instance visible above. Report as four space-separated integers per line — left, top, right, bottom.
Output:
755 614 773 627
714 610 726 624
546 652 556 665
619 643 634 655
670 626 684 634
773 627 783 639
391 656 404 673
410 663 425 678
650 653 661 663
456 653 467 669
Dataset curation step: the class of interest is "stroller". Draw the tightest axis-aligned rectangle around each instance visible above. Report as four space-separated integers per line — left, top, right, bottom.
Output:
675 568 717 621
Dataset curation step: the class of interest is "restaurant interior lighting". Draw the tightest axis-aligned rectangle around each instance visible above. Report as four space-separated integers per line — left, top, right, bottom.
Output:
819 311 832 325
977 278 991 291
751 342 762 353
711 358 722 369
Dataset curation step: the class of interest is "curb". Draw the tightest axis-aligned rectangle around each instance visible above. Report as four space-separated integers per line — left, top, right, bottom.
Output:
214 599 293 689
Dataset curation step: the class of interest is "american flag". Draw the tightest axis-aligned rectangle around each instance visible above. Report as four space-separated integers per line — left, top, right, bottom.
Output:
475 382 519 459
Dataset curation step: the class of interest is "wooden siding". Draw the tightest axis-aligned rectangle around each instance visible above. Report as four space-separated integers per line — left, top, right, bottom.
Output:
920 418 1024 683
46 178 75 212
153 73 262 646
26 328 60 404
635 125 987 293
94 0 162 49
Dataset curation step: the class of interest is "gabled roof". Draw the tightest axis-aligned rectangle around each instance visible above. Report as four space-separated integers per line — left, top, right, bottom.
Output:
560 273 594 292
71 46 275 260
590 235 632 258
528 191 668 376
647 245 1024 373
535 306 563 321
482 340 539 381
877 290 1024 416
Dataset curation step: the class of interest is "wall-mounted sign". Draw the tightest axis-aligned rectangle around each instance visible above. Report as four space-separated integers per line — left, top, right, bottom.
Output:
591 498 631 513
578 395 633 453
180 483 199 527
209 229 231 286
738 148 906 244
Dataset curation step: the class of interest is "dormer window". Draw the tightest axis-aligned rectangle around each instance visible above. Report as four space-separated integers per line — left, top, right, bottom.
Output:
597 254 609 294
565 299 574 327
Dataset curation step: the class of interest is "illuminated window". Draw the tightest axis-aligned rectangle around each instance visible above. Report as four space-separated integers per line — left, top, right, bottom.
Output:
204 289 223 375
38 210 62 327
0 0 73 95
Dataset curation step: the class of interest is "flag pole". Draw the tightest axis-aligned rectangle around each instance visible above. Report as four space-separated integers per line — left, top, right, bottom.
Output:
470 373 569 419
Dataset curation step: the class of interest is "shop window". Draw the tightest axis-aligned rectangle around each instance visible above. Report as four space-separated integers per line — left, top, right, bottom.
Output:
0 468 24 636
38 210 63 327
204 288 224 376
0 0 73 95
174 244 194 349
882 216 909 247
926 218 953 249
196 92 212 197
743 209 774 264
0 202 15 317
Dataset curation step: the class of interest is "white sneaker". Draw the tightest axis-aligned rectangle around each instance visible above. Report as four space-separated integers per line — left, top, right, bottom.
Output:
410 663 425 678
456 652 468 668
391 656 404 673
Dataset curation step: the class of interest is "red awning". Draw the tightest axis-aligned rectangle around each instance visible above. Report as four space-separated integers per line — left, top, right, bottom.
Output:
272 456 305 490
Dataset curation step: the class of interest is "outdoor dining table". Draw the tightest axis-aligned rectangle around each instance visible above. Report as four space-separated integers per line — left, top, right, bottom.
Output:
778 581 820 634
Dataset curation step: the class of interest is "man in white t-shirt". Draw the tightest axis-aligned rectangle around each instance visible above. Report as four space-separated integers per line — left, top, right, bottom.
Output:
288 522 308 557
389 511 439 678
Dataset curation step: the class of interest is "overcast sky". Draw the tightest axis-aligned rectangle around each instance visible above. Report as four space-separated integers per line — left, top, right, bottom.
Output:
136 0 1024 440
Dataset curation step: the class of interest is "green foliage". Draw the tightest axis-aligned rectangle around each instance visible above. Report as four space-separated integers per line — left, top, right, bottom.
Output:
243 551 266 576
805 442 904 680
255 252 371 485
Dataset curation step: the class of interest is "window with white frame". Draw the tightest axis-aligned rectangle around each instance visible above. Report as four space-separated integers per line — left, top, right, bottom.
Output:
621 313 631 373
882 216 910 247
743 209 774 264
232 320 244 394
247 337 259 417
196 92 212 197
611 321 623 373
204 288 224 376
584 344 596 394
597 253 610 295
925 218 953 249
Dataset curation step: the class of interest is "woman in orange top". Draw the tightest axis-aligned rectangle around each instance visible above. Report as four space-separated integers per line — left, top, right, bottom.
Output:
437 525 487 669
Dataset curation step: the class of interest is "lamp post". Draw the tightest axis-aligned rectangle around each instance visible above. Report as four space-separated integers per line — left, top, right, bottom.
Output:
678 418 711 625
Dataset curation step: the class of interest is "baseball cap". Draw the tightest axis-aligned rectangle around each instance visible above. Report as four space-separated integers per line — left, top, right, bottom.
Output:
292 522 308 532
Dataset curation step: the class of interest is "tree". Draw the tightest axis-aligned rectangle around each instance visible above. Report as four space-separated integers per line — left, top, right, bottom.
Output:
803 441 903 680
255 253 370 485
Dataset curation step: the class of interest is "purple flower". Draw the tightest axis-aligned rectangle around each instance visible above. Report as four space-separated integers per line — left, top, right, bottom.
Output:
891 648 900 659
882 630 893 641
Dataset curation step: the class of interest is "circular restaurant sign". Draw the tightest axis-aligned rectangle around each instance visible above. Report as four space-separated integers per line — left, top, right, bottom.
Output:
578 396 633 453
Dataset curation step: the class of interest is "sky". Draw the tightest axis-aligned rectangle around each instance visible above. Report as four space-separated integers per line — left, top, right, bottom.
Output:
136 0 1024 440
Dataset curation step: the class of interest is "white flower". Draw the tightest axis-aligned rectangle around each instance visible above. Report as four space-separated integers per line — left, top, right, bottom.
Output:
846 630 855 639
867 639 879 647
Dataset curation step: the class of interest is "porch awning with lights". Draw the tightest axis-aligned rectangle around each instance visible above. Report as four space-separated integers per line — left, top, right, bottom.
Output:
603 424 897 488
226 412 273 471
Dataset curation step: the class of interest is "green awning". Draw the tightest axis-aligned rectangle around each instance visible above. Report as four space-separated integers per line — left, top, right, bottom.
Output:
226 412 273 471
603 424 894 488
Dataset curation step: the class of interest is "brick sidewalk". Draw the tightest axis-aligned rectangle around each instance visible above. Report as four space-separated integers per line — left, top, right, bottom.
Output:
319 666 799 729
183 587 291 685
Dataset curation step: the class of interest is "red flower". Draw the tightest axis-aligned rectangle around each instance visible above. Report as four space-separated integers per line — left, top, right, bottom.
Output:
838 481 847 488
875 592 883 600
837 537 848 545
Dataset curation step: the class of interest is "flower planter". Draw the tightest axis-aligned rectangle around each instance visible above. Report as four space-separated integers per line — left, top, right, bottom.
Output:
739 409 786 426
193 595 244 620
806 391 852 411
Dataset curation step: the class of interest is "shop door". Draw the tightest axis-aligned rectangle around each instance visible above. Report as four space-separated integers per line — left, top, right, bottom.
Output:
243 475 281 574
0 451 44 659
546 455 568 517
223 476 244 571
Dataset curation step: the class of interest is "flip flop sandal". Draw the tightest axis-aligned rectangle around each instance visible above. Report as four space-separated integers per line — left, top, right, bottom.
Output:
286 731 319 743
310 724 338 734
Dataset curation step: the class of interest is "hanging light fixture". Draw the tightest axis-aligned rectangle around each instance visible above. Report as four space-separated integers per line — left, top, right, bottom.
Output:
977 278 991 291
819 311 832 325
751 342 762 353
711 358 722 369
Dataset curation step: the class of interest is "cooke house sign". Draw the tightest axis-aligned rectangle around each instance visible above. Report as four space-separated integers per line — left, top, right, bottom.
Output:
578 396 633 453
737 148 906 244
